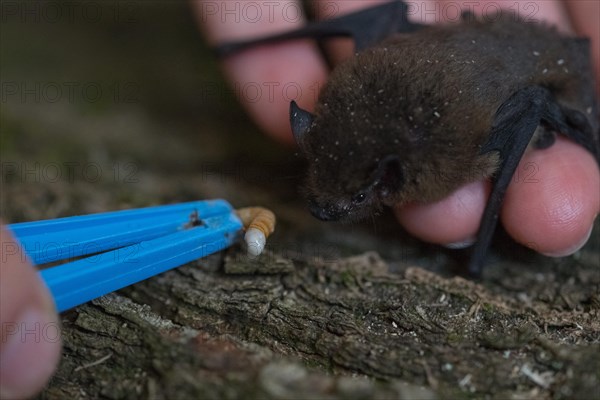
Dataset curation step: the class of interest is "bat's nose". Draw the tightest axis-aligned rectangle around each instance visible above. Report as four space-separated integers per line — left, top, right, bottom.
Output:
308 200 342 221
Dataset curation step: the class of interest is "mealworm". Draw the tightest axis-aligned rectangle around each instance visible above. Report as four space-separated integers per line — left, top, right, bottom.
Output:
235 207 276 257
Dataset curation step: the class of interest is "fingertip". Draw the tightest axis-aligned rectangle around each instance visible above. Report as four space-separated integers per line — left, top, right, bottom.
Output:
542 221 595 257
0 227 62 399
193 0 328 144
222 42 327 144
502 138 600 256
0 308 62 400
395 180 489 245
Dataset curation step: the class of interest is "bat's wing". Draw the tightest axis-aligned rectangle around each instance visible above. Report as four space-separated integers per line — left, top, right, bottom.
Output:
470 86 598 277
215 0 423 57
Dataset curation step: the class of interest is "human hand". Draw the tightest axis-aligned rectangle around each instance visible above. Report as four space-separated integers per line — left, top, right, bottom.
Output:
0 226 62 399
196 0 599 257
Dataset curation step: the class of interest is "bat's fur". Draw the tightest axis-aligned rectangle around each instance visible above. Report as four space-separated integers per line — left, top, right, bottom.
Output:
299 15 598 222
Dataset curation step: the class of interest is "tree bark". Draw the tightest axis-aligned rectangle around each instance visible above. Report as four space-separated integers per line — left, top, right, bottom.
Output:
42 246 600 399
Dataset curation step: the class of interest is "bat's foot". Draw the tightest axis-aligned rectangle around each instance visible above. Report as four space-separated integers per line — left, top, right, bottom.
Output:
467 259 483 279
533 127 556 149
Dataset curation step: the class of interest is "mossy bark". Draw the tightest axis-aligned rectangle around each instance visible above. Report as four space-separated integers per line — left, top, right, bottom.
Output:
40 248 599 399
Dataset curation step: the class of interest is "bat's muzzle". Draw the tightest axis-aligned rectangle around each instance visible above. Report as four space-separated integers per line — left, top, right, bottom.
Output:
308 200 344 222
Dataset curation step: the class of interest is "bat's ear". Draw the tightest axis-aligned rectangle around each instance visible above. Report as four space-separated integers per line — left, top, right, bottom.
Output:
290 101 314 145
373 155 403 201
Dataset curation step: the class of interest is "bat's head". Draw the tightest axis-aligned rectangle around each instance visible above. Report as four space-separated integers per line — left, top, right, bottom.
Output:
290 100 407 222
289 46 475 222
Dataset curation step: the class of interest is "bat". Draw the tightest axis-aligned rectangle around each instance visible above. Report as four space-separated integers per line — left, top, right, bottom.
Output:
215 1 600 277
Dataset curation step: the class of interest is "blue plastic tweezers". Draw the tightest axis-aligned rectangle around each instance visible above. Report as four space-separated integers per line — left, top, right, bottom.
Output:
8 200 243 312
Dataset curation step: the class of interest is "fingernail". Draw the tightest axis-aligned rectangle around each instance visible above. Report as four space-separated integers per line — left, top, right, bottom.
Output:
542 223 595 257
0 307 61 399
444 237 476 249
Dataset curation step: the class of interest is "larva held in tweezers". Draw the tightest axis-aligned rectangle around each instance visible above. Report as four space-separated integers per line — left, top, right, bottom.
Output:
235 207 276 257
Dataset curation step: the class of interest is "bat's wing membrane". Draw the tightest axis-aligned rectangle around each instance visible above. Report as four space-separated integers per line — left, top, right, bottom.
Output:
215 0 422 57
470 86 597 276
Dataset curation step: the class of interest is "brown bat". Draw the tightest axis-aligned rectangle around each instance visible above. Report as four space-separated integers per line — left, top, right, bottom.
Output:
216 1 599 276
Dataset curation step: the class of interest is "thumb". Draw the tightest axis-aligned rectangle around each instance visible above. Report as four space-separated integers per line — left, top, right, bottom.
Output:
1 226 62 399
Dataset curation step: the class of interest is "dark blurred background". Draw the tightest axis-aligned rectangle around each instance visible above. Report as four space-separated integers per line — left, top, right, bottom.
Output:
1 1 301 216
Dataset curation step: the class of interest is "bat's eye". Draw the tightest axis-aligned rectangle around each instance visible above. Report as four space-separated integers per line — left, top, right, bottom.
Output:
352 192 367 204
